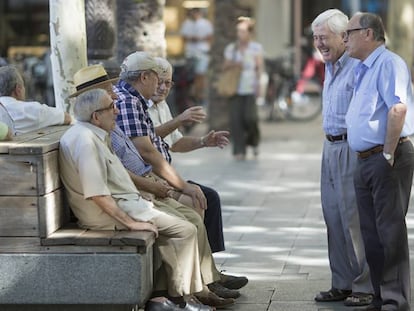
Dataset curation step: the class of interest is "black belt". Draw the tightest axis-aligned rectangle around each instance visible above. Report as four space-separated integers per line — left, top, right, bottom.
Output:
326 133 347 142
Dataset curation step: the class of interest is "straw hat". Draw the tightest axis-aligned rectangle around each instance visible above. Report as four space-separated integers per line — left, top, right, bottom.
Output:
69 64 118 98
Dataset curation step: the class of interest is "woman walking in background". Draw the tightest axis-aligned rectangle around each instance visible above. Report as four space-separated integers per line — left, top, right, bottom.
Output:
223 17 264 160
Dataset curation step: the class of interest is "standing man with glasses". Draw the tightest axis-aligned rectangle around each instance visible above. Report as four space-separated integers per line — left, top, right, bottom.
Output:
311 9 373 307
345 12 414 311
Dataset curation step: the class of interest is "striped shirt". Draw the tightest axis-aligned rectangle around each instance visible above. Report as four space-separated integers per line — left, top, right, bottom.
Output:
110 125 152 177
322 52 358 136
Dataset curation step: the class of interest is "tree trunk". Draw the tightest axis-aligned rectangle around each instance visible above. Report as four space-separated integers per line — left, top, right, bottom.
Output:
387 0 414 69
85 0 119 78
49 0 87 111
116 0 166 62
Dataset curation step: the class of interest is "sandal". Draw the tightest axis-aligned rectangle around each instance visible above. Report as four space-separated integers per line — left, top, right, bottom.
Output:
314 288 352 302
343 292 373 306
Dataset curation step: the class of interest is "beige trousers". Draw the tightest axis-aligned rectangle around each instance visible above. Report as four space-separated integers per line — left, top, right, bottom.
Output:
150 210 204 297
153 197 221 287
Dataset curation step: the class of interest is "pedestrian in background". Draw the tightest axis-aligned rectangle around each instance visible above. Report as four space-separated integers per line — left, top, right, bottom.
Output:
180 7 213 105
223 16 263 161
311 9 373 307
345 12 414 311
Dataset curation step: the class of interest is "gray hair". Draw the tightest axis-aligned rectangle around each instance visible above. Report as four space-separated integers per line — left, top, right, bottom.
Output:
119 70 149 84
0 65 23 96
74 88 108 122
312 9 349 35
154 57 173 76
358 12 386 42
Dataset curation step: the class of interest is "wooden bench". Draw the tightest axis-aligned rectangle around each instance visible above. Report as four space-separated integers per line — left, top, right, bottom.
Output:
0 126 155 311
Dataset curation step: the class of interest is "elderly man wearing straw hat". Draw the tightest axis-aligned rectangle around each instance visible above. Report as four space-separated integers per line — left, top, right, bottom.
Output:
68 62 237 309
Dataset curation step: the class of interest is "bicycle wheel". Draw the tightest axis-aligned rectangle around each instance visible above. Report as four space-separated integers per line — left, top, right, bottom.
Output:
286 92 322 121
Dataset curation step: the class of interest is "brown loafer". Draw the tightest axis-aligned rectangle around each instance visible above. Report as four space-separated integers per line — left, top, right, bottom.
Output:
217 272 248 290
195 290 235 309
208 282 241 299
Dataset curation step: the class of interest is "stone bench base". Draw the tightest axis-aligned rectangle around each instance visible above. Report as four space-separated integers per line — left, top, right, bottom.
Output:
0 250 153 306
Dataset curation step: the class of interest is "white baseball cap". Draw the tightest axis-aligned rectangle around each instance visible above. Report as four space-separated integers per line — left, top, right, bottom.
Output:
120 51 163 76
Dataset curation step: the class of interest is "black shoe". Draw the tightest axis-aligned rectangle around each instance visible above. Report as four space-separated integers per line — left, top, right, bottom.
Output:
208 281 241 298
178 301 215 310
145 298 180 311
217 272 248 290
314 288 351 302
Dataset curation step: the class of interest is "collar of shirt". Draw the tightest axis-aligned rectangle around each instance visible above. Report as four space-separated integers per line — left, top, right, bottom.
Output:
326 51 350 76
117 80 149 110
147 99 155 108
77 121 108 144
362 44 385 69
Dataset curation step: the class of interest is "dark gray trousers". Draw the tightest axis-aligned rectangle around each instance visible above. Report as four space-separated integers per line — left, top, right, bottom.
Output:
229 94 260 156
354 140 414 310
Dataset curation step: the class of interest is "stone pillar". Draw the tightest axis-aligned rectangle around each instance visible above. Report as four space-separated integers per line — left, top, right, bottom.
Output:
49 0 87 111
116 0 166 62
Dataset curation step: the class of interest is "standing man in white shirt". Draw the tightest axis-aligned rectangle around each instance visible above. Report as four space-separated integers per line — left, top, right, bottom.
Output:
0 65 71 135
180 8 213 104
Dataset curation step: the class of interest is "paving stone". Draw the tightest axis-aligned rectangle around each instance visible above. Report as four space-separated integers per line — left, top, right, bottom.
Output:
172 113 414 310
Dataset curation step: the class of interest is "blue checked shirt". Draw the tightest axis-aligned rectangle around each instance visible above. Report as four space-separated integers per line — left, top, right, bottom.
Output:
322 52 359 136
346 45 414 151
114 80 172 163
110 125 152 177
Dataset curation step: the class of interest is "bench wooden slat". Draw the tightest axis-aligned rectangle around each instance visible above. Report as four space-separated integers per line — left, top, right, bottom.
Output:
0 151 60 196
0 197 39 236
0 237 41 252
0 125 69 154
40 228 87 246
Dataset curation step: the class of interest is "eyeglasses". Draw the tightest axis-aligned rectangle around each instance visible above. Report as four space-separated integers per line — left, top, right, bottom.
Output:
345 27 368 37
93 102 116 114
158 79 175 88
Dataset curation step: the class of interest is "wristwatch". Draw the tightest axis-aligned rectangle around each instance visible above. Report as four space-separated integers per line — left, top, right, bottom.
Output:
383 152 393 161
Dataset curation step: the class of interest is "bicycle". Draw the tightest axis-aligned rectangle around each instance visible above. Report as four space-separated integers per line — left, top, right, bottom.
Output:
264 50 323 122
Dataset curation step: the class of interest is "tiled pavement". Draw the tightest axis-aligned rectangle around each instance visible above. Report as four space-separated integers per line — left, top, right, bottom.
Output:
172 110 414 311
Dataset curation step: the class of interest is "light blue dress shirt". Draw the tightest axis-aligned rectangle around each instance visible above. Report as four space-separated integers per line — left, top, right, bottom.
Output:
323 52 359 136
346 45 414 151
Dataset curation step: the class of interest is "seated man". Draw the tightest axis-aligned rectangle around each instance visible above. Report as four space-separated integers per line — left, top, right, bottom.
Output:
148 57 231 256
69 64 239 305
0 65 71 135
59 88 215 311
114 51 248 290
116 51 227 253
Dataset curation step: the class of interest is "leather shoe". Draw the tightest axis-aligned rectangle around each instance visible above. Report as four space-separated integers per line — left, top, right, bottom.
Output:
145 298 180 311
217 272 248 290
315 288 351 302
195 290 235 309
208 282 240 298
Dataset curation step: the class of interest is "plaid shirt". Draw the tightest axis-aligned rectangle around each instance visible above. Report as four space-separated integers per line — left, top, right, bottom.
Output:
114 80 172 163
